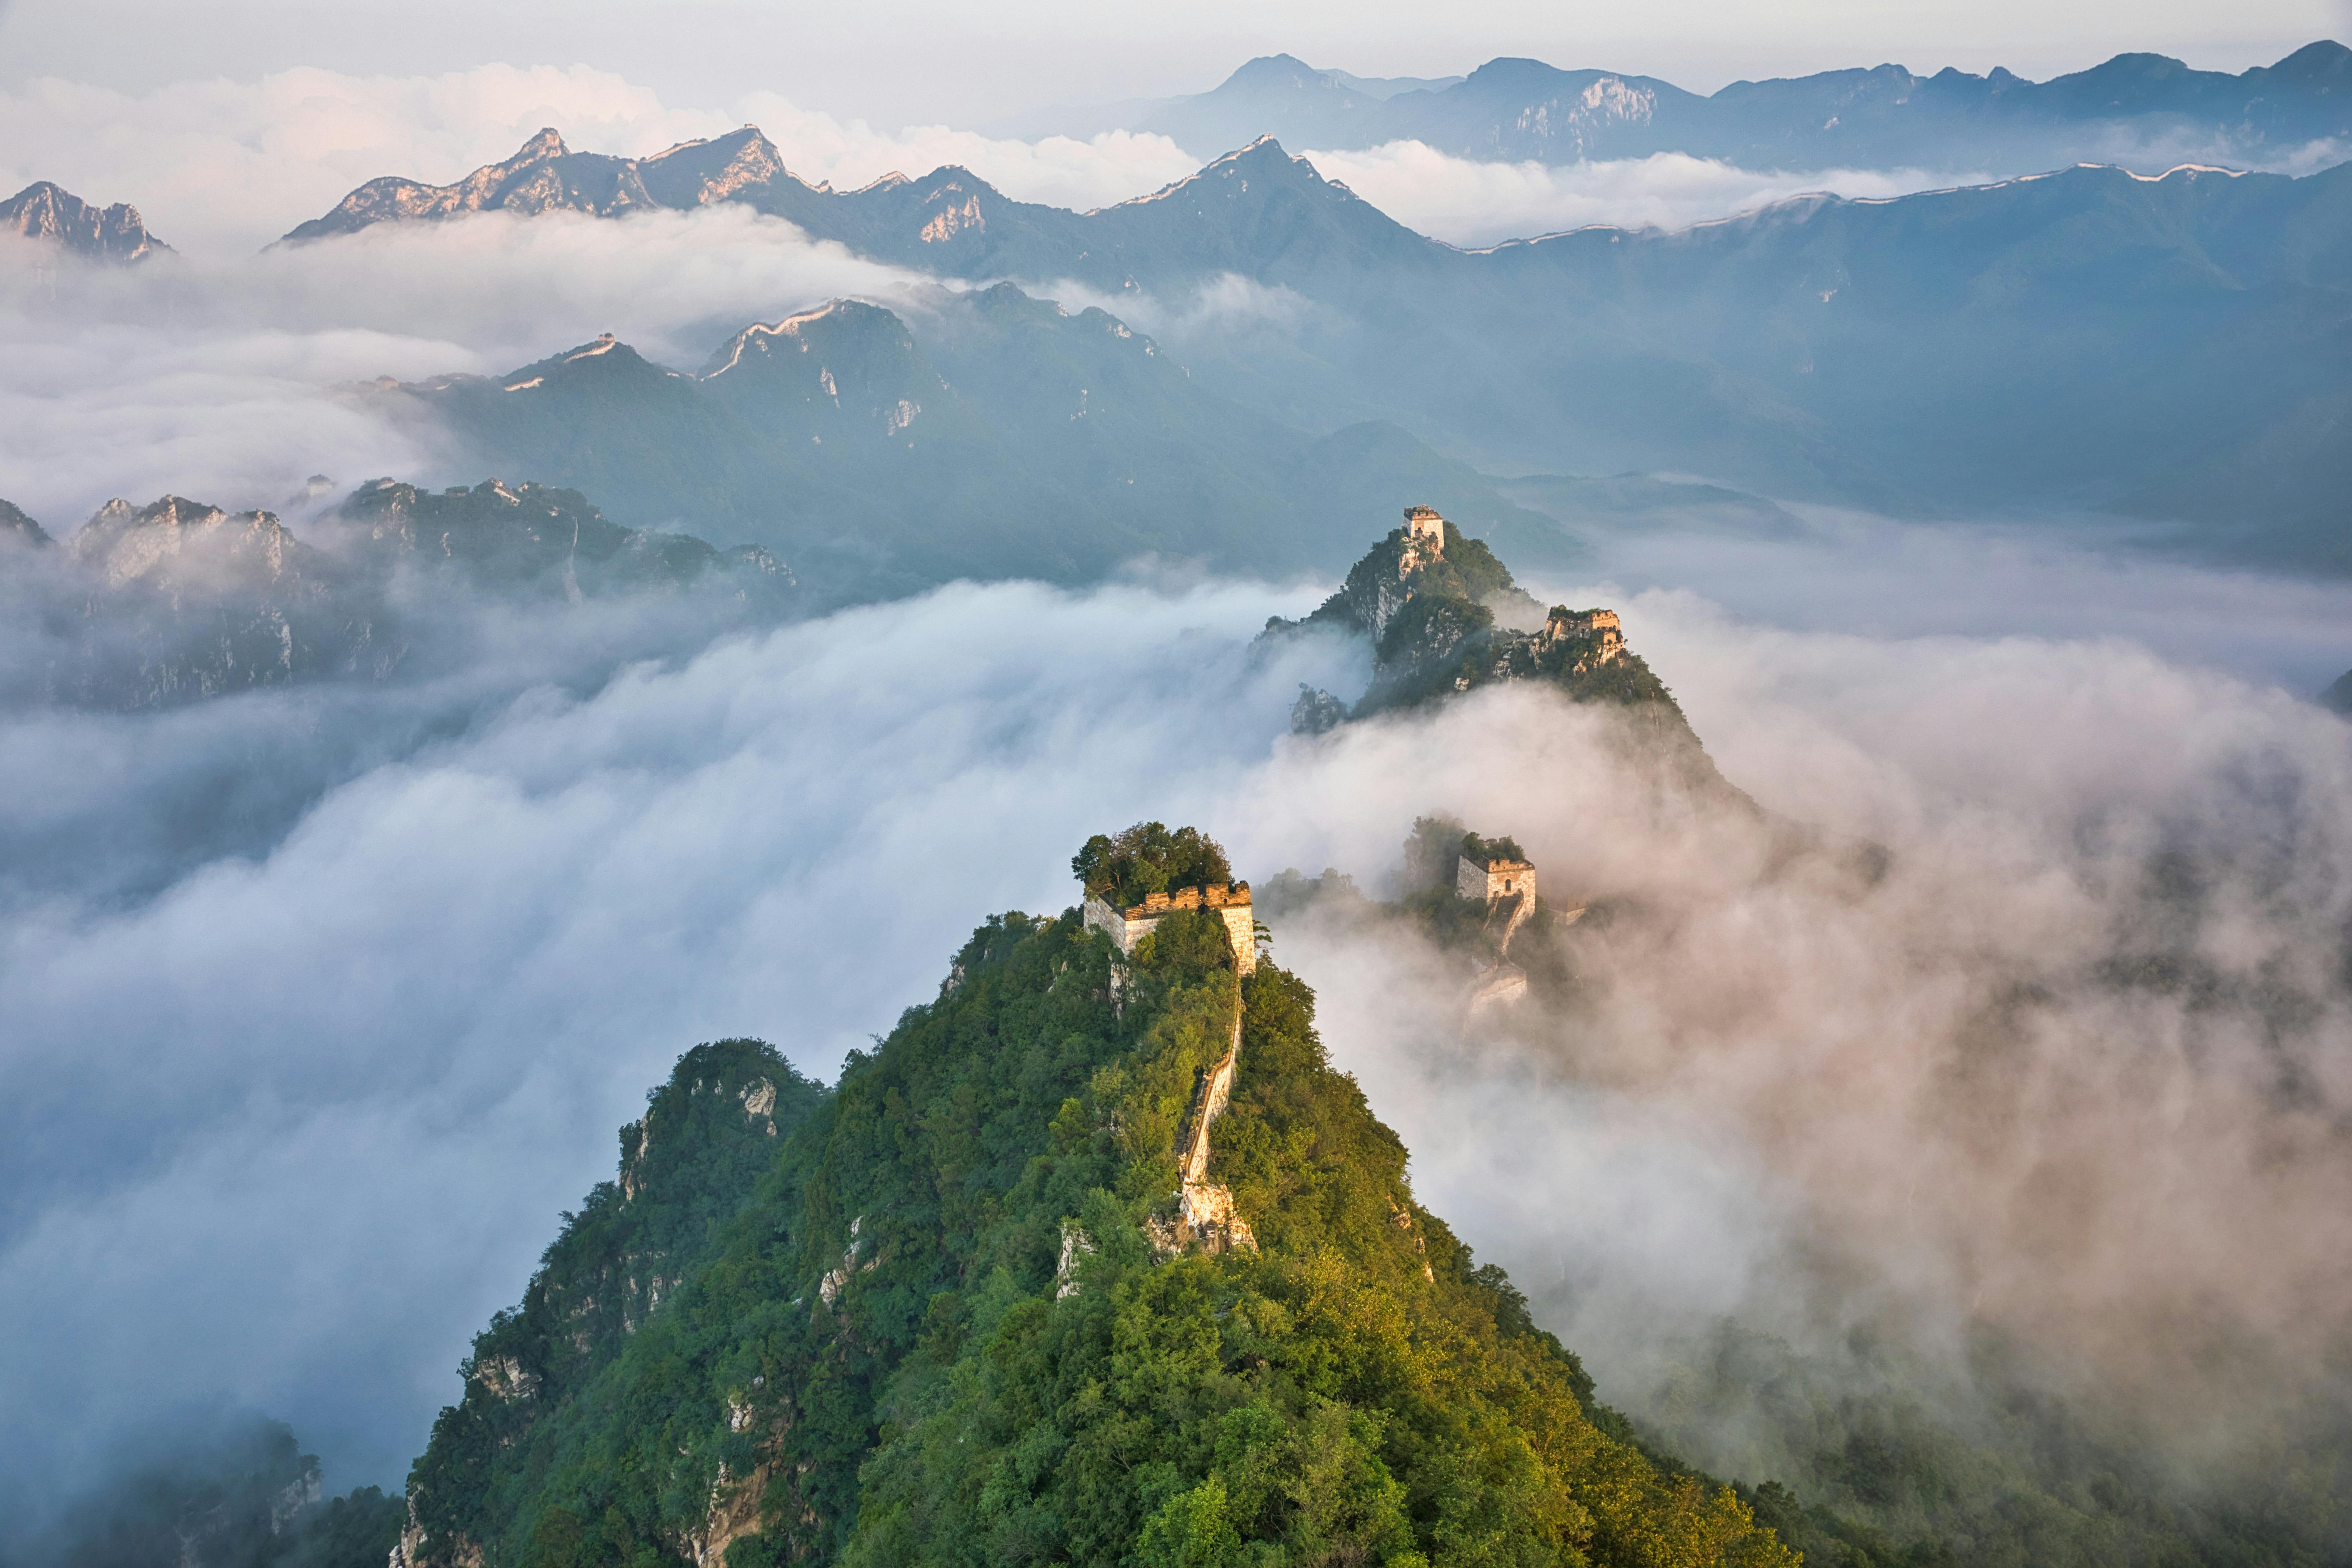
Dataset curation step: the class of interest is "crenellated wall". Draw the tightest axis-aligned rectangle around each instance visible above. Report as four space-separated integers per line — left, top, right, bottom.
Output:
1083 882 1256 974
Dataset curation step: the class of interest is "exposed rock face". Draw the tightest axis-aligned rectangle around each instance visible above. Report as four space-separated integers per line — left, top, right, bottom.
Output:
699 298 947 444
73 494 307 588
4 479 797 710
56 495 385 705
683 1459 776 1568
280 126 789 241
0 180 170 262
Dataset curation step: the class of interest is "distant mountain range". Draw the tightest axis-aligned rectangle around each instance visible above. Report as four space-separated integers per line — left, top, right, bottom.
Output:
1 181 170 262
1127 43 2352 169
364 282 1579 596
0 480 787 708
291 129 2352 571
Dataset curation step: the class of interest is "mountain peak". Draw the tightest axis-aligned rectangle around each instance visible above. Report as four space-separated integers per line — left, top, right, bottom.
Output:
511 127 569 163
1 180 170 262
1222 53 1330 86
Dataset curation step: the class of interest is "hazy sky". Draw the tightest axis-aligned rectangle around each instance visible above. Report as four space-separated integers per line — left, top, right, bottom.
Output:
0 0 2343 129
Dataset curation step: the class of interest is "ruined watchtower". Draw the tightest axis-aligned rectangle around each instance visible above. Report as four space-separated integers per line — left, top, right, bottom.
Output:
1458 851 1534 904
1083 881 1257 975
1537 606 1625 667
1403 504 1446 557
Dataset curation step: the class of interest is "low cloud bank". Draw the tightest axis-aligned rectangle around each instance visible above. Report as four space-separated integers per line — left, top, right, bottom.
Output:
1299 142 1994 247
0 205 920 527
2 559 2350 1545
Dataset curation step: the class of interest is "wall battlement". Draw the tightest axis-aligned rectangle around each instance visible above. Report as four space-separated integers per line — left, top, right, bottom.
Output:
1083 881 1257 975
1539 606 1625 665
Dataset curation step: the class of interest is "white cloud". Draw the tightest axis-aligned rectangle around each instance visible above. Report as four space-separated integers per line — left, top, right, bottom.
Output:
1301 140 1995 246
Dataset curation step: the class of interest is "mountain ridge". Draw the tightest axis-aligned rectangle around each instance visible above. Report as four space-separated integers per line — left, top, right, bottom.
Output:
0 479 790 709
368 282 1574 597
1136 40 2352 167
288 129 2352 566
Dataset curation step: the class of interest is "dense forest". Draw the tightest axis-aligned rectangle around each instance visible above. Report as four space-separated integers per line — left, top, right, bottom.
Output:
387 826 1802 1568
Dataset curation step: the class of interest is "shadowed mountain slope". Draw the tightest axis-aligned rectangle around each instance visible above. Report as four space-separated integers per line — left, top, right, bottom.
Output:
370 284 1568 598
295 129 2352 567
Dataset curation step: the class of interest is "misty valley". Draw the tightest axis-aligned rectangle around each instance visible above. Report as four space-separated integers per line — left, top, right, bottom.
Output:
4 26 2352 1568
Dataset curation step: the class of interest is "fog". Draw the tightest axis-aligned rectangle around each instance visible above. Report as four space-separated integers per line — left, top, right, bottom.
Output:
1296 145 1993 248
0 203 926 527
4 534 2351 1538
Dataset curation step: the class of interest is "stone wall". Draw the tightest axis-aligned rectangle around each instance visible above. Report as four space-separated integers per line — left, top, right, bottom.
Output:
1457 855 1535 903
1083 885 1257 975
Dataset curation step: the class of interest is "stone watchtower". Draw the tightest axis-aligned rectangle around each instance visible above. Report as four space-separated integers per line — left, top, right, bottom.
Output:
1083 881 1257 975
1538 607 1625 666
1402 504 1446 558
1458 851 1534 904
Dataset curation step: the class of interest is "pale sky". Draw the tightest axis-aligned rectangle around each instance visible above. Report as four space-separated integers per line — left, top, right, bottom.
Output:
1 0 2344 129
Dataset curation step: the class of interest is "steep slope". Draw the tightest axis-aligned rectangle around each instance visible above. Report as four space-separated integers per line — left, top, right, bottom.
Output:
393 832 1798 1568
288 131 1452 295
0 181 170 262
406 1039 826 1547
326 477 792 598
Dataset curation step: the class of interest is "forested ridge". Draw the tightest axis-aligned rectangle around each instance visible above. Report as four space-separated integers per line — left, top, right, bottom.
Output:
392 848 1800 1568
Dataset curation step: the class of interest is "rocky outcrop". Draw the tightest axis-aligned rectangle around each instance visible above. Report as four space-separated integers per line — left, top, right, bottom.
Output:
1 181 170 262
682 1460 776 1568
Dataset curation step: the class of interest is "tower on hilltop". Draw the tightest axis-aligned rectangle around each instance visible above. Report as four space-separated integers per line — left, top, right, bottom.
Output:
1458 848 1534 904
1403 504 1445 555
1083 880 1257 975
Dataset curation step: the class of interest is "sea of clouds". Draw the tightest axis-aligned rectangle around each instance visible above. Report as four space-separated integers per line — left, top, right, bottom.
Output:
4 555 2351 1525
